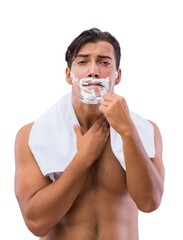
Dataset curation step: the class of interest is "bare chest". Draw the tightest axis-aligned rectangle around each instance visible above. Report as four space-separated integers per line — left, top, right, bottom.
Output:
85 141 127 193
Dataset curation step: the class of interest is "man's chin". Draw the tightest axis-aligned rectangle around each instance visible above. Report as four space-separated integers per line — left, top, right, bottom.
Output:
80 96 102 105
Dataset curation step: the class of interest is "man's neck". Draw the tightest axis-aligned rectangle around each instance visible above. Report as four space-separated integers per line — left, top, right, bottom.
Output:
72 96 103 132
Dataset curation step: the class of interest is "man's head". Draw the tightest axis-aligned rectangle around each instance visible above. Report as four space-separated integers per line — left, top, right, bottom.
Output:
65 28 121 70
65 28 122 104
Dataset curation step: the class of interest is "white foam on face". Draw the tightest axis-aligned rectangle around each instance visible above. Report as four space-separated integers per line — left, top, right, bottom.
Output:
70 72 118 104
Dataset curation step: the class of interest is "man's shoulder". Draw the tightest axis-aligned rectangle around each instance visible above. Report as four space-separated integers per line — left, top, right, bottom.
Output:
15 122 35 149
16 122 34 138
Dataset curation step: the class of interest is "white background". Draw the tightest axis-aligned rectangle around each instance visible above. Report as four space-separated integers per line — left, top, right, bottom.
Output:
0 0 182 239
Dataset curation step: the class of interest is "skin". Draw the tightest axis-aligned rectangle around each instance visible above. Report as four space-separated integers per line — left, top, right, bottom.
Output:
14 41 165 240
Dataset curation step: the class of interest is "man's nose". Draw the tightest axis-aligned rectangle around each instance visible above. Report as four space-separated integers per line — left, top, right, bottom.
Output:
87 63 100 78
88 73 100 78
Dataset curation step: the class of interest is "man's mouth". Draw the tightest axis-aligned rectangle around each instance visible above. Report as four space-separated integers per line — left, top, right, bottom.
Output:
81 79 104 86
82 83 103 88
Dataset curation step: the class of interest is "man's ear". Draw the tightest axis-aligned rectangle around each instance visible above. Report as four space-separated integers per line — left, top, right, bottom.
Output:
65 68 72 85
115 69 122 85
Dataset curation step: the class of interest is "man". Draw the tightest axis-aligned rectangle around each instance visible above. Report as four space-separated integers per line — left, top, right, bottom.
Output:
14 28 165 240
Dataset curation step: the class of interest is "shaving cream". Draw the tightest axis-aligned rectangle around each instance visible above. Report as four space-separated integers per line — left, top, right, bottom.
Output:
70 72 118 104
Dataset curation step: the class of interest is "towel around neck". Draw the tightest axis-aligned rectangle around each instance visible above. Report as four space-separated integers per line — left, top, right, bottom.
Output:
29 93 155 181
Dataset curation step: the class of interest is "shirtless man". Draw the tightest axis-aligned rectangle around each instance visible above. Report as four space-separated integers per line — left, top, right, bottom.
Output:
14 28 165 240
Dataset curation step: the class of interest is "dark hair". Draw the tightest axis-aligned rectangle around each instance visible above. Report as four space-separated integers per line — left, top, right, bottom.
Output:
65 28 121 69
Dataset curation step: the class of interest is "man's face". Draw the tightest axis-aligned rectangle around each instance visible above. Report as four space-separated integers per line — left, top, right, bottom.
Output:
68 41 119 104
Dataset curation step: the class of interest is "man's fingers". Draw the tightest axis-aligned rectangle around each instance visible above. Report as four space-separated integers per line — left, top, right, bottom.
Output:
100 118 109 132
91 115 106 130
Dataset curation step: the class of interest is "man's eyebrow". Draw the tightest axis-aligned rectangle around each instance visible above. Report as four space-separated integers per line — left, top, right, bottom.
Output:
75 54 89 58
98 55 112 60
75 54 112 60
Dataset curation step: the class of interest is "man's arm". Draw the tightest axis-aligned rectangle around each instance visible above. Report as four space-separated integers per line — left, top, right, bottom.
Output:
99 92 165 212
121 120 164 212
14 117 109 237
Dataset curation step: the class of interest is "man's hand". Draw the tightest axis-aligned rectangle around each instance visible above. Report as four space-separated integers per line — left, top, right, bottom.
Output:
99 92 134 136
73 116 110 165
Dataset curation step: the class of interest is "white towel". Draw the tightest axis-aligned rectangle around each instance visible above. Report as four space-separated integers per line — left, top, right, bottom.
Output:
29 93 155 181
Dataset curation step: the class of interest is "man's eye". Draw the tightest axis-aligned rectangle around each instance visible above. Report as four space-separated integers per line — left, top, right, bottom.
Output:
78 61 87 65
98 61 110 66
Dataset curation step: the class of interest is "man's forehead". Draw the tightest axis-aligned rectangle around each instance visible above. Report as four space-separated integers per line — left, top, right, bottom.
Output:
77 41 114 56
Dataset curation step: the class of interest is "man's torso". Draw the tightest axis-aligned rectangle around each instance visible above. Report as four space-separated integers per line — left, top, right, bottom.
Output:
40 139 139 240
